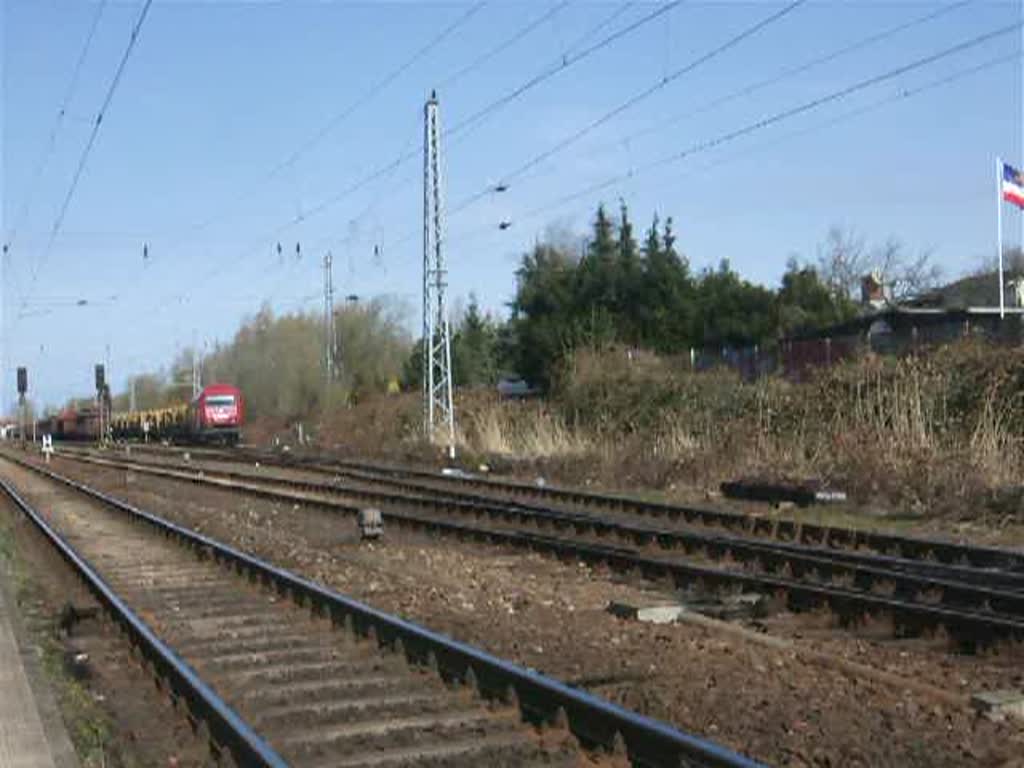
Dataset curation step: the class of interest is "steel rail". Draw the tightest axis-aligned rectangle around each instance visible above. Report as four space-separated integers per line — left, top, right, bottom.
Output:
318 456 1024 571
40 451 1024 645
0 475 289 768
99 443 1024 573
2 454 763 768
71 444 1024 592
63 451 1024 621
308 463 1024 593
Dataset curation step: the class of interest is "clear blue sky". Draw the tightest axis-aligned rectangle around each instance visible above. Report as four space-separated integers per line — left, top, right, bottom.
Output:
2 0 1023 410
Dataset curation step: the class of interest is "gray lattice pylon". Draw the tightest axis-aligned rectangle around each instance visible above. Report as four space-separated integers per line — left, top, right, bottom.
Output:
422 91 456 457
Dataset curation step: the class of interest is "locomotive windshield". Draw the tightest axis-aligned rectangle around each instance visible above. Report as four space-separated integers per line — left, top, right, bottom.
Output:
206 395 236 406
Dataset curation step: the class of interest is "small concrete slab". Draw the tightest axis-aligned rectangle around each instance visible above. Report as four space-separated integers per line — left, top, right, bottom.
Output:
607 600 686 624
971 690 1024 722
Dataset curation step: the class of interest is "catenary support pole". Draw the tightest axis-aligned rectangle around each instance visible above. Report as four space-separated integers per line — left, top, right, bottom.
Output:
422 91 456 459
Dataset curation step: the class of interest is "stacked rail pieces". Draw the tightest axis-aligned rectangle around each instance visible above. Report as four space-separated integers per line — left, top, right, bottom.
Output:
0 456 761 768
44 447 1024 648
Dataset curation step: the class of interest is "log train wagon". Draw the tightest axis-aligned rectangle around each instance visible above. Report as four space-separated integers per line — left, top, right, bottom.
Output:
38 407 101 441
41 384 245 445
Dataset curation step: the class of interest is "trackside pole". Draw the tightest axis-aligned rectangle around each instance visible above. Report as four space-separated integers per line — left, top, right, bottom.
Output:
998 156 1006 319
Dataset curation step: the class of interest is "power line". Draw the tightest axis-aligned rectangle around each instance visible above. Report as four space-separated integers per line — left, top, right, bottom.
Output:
661 22 1018 166
639 50 1022 205
254 126 422 312
436 1 571 91
498 24 1020 232
449 0 807 216
181 3 487 240
270 3 667 293
5 0 108 255
149 1 678 312
276 3 485 176
18 0 155 318
191 0 673 261
442 1 642 151
443 49 1017 259
444 1 682 142
571 0 973 170
561 1 635 58
243 2 680 266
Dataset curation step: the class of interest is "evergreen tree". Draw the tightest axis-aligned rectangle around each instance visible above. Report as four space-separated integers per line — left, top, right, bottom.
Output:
576 204 619 314
775 258 858 335
639 214 694 353
505 202 865 385
452 296 499 387
616 201 642 344
692 260 776 347
509 243 578 386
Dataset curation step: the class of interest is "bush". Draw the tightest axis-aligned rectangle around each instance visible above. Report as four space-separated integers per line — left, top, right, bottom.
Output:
448 340 1024 519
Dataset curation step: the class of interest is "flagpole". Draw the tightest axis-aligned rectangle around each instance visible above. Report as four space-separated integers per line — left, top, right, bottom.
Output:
998 156 1006 319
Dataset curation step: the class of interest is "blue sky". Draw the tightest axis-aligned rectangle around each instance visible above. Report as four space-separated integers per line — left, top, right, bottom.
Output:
2 0 1023 410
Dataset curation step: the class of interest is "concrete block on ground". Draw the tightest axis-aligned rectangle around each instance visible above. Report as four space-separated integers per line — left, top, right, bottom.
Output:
607 600 686 624
971 690 1024 722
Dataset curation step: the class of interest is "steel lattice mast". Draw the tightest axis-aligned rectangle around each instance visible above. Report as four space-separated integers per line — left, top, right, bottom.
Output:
422 90 456 458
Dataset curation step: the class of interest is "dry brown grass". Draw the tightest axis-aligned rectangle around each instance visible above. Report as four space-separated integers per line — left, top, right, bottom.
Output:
459 402 593 458
446 341 1024 519
264 339 1024 522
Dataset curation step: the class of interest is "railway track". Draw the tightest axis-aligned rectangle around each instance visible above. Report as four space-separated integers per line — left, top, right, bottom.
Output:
100 441 1024 574
39 448 1024 647
0 454 760 768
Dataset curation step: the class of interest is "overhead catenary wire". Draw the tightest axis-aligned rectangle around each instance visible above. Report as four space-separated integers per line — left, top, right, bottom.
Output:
561 1 635 59
146 1 681 313
5 0 109 257
17 0 155 319
443 1 682 142
336 1 986 258
198 0 677 257
442 1 647 151
180 2 488 240
493 24 1023 237
436 1 572 91
571 0 974 169
156 2 641 285
448 0 807 217
256 124 423 311
449 50 1020 249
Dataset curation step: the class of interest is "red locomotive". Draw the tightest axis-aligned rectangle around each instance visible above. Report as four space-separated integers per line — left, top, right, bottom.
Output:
186 383 244 444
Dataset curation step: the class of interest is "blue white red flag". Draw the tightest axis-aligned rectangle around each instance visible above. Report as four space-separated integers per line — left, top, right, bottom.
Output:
1002 162 1024 208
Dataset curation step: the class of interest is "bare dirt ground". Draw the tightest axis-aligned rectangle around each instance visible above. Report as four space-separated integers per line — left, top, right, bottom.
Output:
18 450 1024 768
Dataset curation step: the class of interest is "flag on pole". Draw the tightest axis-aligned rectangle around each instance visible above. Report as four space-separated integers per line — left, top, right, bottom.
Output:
1001 162 1024 208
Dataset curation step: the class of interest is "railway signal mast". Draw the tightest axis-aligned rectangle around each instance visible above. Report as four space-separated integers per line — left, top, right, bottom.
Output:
16 367 28 443
95 364 107 445
421 90 456 459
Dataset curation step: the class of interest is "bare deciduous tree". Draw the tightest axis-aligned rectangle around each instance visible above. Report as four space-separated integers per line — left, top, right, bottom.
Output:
872 237 942 301
816 226 868 299
816 226 942 304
